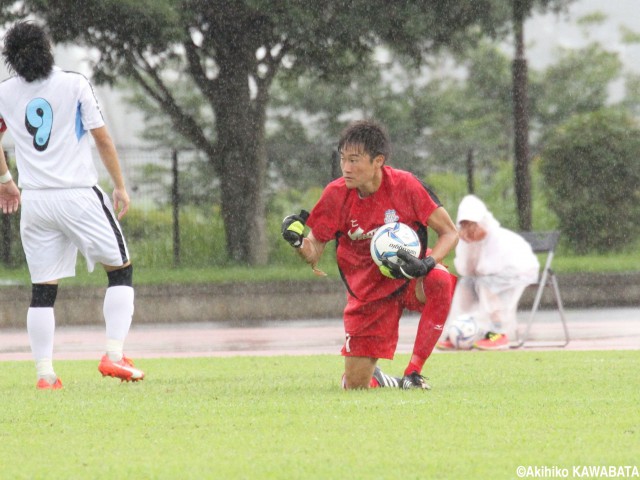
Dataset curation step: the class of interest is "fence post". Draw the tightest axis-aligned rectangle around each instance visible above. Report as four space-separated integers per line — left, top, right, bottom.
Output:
171 149 180 267
466 148 475 194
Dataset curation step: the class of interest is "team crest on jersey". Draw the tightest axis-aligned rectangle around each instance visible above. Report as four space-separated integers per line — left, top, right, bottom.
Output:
383 209 399 224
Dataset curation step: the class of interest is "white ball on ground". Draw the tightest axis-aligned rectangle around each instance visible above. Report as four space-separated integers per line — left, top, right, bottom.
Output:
448 315 480 350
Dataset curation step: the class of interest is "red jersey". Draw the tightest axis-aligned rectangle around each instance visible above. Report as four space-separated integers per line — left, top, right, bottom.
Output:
307 165 442 302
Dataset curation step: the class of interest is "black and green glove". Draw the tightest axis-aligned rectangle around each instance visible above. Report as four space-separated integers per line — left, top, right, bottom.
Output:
281 210 310 248
381 250 436 279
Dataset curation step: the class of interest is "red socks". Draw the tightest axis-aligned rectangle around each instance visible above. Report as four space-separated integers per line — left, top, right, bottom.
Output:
408 268 455 375
404 357 424 377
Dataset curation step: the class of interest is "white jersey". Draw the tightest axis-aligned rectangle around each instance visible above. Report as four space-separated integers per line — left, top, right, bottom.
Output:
0 66 105 189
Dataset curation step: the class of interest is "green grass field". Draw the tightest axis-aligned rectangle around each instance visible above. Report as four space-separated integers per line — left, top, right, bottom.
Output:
1 351 638 479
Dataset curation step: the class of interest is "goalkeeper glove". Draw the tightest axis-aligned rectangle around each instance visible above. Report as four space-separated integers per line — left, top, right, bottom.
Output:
381 250 436 279
281 210 310 248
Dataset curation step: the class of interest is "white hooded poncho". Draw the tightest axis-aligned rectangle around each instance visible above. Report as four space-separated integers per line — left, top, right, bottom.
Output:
454 195 539 288
446 195 540 337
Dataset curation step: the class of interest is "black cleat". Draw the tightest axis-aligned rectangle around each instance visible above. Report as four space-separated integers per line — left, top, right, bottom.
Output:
372 366 402 388
401 371 431 390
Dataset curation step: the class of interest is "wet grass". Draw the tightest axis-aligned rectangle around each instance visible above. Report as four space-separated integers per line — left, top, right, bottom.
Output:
0 350 638 479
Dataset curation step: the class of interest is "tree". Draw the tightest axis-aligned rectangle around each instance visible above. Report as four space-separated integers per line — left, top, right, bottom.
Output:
511 0 573 230
510 0 574 231
532 43 623 139
512 0 531 231
424 41 515 174
540 109 640 253
268 59 432 185
267 0 571 229
4 0 513 264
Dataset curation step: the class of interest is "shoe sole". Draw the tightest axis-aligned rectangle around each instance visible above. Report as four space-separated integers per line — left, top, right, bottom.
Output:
100 371 144 382
36 381 63 390
99 366 144 382
473 344 509 351
401 379 432 391
402 384 432 391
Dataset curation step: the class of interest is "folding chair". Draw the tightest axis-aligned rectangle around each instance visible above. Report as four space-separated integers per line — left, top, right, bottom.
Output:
515 230 570 347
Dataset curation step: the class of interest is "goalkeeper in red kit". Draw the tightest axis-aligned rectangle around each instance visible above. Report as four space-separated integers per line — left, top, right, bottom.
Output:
282 120 458 390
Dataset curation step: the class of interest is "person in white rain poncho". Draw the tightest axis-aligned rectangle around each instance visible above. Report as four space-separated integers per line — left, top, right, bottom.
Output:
437 195 539 350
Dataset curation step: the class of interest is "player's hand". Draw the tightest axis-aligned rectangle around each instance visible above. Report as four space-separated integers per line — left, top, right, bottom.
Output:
281 210 309 248
112 187 130 220
378 261 404 279
0 180 20 214
381 250 436 280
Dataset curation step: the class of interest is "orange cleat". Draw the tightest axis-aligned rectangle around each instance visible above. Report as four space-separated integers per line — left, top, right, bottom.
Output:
436 338 456 350
98 355 145 382
36 377 63 390
474 332 509 350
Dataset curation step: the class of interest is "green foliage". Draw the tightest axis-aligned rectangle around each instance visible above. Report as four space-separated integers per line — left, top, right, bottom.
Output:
0 351 638 479
265 115 337 190
2 0 637 267
533 43 623 131
122 206 227 267
2 244 638 288
268 39 518 180
425 40 515 171
540 109 640 253
620 24 640 44
3 165 637 283
119 193 339 272
6 0 524 264
0 213 23 268
267 22 633 191
268 61 434 179
427 159 558 233
552 247 640 273
619 72 640 118
266 186 326 266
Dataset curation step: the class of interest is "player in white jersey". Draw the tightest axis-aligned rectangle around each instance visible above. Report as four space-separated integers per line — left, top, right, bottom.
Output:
0 21 144 389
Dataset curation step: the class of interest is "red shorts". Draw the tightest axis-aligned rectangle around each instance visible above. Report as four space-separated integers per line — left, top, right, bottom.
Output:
340 279 423 360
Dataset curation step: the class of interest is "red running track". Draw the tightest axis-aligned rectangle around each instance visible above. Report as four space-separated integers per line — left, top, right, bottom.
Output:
1 308 638 361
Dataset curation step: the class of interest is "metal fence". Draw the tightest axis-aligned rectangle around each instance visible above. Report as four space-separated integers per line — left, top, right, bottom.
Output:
1 146 205 267
0 144 482 268
2 145 199 206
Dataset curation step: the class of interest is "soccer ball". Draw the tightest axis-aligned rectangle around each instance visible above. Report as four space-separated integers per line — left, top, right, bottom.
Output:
448 315 479 350
370 222 421 268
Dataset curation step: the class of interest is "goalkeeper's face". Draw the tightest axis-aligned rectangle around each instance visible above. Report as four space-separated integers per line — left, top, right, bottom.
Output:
459 220 487 243
339 144 384 197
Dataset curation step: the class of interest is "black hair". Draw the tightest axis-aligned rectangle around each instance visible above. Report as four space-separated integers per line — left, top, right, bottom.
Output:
337 120 391 163
3 22 54 82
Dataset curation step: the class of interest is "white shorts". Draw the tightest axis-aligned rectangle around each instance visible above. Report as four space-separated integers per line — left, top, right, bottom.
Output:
20 186 130 283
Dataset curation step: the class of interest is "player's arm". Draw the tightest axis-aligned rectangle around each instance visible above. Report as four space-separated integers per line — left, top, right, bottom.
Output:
0 129 21 214
91 126 129 219
298 232 327 275
425 207 459 265
281 210 327 276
